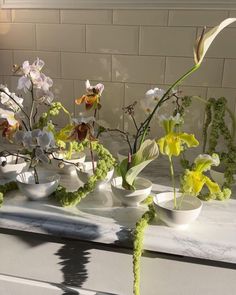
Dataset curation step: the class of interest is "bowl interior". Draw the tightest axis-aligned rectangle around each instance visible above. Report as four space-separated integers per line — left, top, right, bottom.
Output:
16 172 60 184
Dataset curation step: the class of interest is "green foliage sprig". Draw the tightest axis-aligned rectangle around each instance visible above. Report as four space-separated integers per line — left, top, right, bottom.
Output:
0 181 18 207
203 97 236 189
133 199 156 295
53 140 116 207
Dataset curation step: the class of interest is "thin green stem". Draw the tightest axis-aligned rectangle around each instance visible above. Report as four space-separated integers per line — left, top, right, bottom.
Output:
168 156 177 209
138 64 200 149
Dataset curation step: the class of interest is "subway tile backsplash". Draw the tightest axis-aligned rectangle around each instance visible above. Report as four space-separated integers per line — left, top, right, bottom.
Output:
0 8 235 137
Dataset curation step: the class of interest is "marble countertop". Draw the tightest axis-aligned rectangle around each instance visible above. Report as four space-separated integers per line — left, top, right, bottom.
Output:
0 157 236 265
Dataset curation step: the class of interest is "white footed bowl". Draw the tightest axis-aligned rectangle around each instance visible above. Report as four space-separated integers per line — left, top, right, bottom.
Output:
16 171 60 200
0 155 30 180
50 151 86 174
153 192 202 229
111 176 152 207
76 161 114 190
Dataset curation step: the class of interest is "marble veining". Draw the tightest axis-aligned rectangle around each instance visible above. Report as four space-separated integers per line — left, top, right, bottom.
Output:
0 157 236 265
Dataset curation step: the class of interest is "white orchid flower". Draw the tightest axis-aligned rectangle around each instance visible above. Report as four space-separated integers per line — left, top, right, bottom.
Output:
140 87 165 114
194 18 236 66
85 80 104 96
0 85 23 111
0 108 18 126
35 147 49 163
32 58 45 72
37 130 55 150
35 89 54 104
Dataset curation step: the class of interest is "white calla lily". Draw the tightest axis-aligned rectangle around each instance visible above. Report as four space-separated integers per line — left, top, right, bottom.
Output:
194 18 236 66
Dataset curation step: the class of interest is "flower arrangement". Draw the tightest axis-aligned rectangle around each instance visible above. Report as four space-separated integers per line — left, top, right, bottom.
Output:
131 18 236 295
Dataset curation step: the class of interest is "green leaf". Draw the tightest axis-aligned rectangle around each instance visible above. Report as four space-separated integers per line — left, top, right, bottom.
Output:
125 140 159 187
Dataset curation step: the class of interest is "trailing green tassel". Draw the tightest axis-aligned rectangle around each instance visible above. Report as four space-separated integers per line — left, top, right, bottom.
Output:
133 200 156 295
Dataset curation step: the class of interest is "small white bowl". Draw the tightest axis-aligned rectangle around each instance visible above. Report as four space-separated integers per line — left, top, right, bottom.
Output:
76 161 114 190
0 155 30 180
50 151 86 174
153 192 202 229
16 171 60 200
111 176 152 207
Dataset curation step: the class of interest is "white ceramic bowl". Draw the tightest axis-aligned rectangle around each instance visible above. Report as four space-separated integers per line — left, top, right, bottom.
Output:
111 176 152 207
50 151 86 174
153 192 202 229
210 168 236 186
0 155 30 180
76 161 114 190
16 171 60 200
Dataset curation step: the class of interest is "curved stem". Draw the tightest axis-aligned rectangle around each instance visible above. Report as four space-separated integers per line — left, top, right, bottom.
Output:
168 156 177 209
138 64 200 149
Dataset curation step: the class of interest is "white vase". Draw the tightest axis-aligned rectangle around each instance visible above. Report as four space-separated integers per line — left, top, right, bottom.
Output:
153 192 202 229
16 171 60 200
111 176 152 207
0 155 30 180
50 151 86 174
76 161 114 190
210 168 236 186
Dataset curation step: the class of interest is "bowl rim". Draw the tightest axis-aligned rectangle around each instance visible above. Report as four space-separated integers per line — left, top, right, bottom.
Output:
153 191 202 212
16 171 60 185
111 176 152 191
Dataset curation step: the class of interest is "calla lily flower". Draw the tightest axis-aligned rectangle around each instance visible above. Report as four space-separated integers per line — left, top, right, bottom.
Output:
157 114 199 157
194 18 236 66
75 80 104 110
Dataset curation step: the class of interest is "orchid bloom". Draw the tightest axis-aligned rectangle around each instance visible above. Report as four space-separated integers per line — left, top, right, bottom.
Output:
157 114 199 157
0 85 23 112
140 88 165 114
69 116 96 142
0 108 20 141
75 80 104 110
17 58 54 104
181 154 224 198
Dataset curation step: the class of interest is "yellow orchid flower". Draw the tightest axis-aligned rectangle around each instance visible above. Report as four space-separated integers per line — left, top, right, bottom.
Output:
158 132 199 157
180 153 229 199
157 114 199 157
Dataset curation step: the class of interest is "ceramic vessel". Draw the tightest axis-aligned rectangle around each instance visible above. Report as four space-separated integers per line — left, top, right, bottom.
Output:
50 151 86 174
210 168 236 186
16 171 60 200
153 192 202 229
0 155 30 180
76 161 114 190
111 176 152 207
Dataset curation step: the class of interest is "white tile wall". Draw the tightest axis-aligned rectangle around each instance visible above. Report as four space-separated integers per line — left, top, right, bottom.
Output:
86 25 139 54
36 24 85 52
61 10 112 24
140 26 196 56
0 8 235 134
12 9 59 23
113 10 168 25
112 55 165 84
